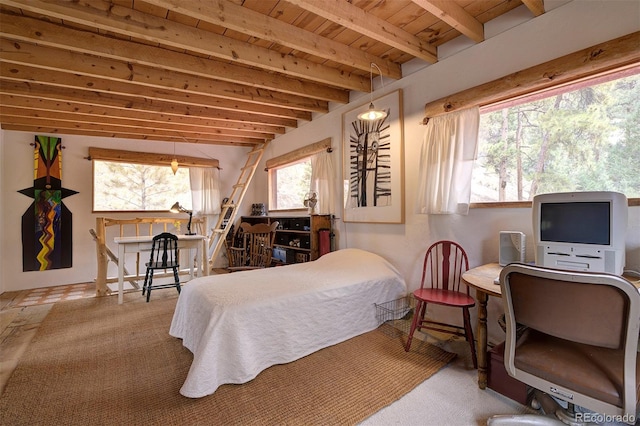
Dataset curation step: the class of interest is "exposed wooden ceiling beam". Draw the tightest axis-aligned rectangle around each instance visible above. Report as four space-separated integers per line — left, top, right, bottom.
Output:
0 106 277 141
144 0 402 80
0 80 299 128
0 13 344 105
2 0 370 92
284 0 438 64
0 0 555 146
521 0 545 17
0 95 286 135
0 114 265 144
0 62 312 121
1 123 256 146
411 0 484 43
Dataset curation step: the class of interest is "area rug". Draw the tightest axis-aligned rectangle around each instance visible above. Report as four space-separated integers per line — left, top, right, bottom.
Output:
0 290 455 425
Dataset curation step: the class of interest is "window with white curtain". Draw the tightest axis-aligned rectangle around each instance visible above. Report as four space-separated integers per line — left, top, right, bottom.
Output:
266 138 334 213
268 159 312 211
416 107 480 215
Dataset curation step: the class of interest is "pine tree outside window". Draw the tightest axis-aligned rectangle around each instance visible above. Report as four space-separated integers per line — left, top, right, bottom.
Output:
471 71 639 204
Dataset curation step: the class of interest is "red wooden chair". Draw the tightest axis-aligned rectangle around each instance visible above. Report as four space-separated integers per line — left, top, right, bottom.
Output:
405 240 477 368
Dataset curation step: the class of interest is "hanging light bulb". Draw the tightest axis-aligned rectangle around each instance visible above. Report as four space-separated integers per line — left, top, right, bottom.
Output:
171 142 179 174
358 63 388 121
359 102 387 121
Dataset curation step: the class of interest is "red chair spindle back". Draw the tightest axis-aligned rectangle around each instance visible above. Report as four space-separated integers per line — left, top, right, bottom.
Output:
421 240 469 294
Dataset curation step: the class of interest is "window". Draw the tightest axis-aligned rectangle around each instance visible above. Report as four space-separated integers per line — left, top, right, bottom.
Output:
471 71 640 203
268 159 312 211
93 160 192 211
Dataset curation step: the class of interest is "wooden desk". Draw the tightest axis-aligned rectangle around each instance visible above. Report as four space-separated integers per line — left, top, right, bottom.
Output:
461 263 502 390
114 234 207 304
462 263 640 389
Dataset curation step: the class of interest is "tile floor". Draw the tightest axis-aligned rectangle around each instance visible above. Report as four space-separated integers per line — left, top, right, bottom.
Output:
4 283 96 308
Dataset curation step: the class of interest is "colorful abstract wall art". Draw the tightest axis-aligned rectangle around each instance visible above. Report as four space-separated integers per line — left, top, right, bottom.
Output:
18 136 78 271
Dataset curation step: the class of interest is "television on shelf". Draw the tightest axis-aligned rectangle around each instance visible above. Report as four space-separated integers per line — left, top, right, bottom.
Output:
532 191 628 275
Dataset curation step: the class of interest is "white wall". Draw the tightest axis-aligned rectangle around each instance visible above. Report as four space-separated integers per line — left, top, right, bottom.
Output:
1 0 639 344
0 132 249 292
256 0 640 344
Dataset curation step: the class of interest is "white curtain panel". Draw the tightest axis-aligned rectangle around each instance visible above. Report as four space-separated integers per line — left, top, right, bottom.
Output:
190 167 221 216
416 106 480 215
310 151 336 215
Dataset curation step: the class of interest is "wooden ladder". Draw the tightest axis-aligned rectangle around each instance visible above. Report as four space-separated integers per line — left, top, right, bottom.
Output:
208 140 270 269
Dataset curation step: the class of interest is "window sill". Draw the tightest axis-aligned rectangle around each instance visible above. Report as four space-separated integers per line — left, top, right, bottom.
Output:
470 198 640 209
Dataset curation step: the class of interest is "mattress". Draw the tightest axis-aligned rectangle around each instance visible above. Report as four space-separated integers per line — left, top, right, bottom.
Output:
169 248 407 398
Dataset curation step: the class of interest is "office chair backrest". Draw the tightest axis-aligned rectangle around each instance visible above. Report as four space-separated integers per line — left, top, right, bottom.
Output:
505 271 629 349
500 264 640 421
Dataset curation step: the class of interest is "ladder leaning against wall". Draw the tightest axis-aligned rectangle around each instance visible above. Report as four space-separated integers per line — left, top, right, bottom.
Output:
207 140 270 270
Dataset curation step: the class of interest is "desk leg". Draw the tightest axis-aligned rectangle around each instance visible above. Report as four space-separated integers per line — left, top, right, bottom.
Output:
201 239 208 276
476 290 489 389
189 246 195 280
118 245 125 305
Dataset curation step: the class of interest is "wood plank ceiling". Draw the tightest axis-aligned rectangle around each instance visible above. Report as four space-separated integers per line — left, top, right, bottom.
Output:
0 0 544 147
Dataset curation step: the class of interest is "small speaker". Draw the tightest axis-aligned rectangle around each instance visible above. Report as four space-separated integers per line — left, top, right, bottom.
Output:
499 231 526 266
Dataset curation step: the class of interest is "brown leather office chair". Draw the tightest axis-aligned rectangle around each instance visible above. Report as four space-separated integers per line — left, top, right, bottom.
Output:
405 240 477 369
488 264 640 425
226 221 278 272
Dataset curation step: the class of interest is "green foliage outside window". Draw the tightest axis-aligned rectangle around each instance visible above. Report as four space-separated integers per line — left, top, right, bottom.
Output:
472 73 640 202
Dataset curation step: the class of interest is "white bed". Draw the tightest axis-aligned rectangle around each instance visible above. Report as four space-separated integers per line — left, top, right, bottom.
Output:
169 248 407 398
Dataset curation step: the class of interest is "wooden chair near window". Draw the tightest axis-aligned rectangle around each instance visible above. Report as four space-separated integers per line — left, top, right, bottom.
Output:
226 221 279 272
142 232 181 302
404 240 478 368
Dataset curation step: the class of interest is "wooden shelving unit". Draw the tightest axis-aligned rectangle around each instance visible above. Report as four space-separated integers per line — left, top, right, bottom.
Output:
239 214 332 265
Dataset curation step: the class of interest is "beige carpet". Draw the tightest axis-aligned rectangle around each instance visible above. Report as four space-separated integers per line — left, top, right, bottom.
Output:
0 289 455 425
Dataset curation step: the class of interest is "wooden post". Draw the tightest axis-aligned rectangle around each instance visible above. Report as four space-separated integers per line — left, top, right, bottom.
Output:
95 217 109 296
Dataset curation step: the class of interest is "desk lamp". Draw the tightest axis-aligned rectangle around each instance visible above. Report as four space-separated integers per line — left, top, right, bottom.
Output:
170 202 195 235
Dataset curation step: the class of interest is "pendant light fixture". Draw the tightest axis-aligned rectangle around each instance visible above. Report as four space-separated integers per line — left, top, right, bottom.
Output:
171 142 179 175
358 62 387 121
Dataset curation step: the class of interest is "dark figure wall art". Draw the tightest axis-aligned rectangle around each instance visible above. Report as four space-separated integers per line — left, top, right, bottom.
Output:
18 136 78 271
342 89 404 224
349 115 392 208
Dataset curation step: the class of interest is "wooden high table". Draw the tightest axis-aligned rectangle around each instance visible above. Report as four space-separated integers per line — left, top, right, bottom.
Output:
461 263 503 390
462 263 640 390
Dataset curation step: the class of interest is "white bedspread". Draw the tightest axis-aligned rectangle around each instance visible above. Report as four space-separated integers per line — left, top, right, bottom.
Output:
169 248 407 398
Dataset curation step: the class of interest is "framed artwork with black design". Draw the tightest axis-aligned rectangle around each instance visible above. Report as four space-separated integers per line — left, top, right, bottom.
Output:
342 89 404 223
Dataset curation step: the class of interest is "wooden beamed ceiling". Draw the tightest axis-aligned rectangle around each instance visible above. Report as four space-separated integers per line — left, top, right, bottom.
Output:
0 0 544 147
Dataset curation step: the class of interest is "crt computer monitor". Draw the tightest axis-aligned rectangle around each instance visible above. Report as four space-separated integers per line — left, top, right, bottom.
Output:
532 191 628 275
